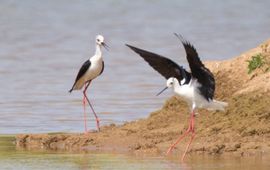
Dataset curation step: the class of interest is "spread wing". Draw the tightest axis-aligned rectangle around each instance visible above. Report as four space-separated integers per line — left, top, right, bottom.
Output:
69 60 91 92
126 44 190 83
175 33 215 100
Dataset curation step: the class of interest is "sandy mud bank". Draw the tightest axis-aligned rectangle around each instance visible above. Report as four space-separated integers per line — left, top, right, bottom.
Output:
16 39 270 156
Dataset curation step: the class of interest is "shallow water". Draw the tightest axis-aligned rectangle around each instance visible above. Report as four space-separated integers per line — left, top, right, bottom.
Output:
1 1 270 169
0 0 270 133
1 136 270 170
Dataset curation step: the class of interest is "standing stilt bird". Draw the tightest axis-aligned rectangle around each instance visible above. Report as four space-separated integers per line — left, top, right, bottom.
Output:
126 34 227 161
69 35 109 133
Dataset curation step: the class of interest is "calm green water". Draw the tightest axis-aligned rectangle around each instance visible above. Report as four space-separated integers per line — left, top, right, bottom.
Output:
1 136 270 170
0 136 180 169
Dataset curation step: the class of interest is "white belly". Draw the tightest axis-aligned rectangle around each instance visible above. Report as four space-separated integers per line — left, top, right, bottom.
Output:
84 59 103 81
73 58 103 90
174 79 209 108
173 79 227 111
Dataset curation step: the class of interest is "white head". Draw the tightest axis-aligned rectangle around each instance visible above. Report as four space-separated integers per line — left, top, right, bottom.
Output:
96 35 105 45
167 77 185 86
156 77 180 96
95 35 109 50
166 77 178 88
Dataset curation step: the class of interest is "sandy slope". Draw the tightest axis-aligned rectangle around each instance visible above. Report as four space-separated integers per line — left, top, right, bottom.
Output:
16 39 270 156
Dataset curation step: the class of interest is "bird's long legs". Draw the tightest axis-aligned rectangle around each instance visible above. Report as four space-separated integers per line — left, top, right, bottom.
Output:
83 81 100 132
166 110 195 162
83 87 87 133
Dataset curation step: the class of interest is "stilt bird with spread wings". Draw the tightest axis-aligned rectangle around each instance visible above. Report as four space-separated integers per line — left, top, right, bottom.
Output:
126 33 227 161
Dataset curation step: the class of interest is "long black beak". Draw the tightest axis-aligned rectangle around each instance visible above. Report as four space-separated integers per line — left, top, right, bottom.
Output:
101 42 109 51
156 87 168 96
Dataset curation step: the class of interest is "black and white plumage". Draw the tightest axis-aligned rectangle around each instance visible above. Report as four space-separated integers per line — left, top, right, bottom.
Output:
69 35 107 93
69 35 108 133
126 34 227 161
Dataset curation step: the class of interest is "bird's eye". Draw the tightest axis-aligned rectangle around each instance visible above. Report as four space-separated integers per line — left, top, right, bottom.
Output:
170 82 173 85
97 39 100 42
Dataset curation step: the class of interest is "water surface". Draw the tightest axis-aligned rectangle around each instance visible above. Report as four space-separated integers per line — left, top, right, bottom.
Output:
0 0 270 133
1 136 270 170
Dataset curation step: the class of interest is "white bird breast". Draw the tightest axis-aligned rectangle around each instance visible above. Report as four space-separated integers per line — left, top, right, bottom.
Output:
86 57 103 80
174 79 208 108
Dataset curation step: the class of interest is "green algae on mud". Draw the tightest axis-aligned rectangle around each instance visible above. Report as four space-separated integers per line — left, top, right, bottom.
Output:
1 136 185 170
3 135 270 170
0 136 16 158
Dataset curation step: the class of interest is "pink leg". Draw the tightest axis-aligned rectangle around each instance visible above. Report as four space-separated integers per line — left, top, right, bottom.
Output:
166 121 192 155
84 96 100 131
181 112 195 162
166 111 196 159
83 81 100 131
83 90 88 133
82 84 90 134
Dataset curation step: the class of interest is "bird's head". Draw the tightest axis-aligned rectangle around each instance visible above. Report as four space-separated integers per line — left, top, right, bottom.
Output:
96 35 109 50
156 77 178 96
166 77 177 88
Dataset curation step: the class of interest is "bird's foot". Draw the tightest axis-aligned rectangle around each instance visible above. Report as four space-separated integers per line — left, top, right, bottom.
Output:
96 118 101 132
166 145 176 155
84 129 99 135
84 130 91 135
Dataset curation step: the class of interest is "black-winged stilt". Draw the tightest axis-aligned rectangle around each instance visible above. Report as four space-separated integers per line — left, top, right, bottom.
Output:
69 35 108 133
126 33 227 161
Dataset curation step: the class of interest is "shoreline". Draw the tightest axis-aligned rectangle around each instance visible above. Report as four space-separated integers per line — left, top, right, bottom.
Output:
15 39 270 157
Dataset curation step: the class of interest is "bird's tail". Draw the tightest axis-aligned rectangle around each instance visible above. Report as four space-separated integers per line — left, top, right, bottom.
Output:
69 82 77 93
207 100 228 111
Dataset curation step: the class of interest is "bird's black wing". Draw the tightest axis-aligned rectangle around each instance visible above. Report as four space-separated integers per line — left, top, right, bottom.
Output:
99 61 104 75
126 44 190 83
175 34 215 100
69 60 91 93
